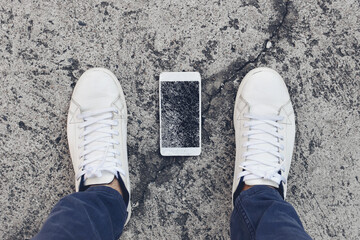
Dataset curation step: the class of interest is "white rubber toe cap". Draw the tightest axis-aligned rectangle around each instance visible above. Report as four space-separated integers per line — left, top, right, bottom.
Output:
240 67 291 115
72 68 122 111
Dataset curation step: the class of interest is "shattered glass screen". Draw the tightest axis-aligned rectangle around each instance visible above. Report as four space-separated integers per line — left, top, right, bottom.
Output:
161 81 200 148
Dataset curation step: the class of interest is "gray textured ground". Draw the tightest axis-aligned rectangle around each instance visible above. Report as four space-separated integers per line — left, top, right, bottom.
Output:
0 0 359 239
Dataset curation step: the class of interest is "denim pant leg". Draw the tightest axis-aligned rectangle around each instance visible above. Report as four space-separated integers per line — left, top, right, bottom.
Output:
230 185 312 240
33 186 127 240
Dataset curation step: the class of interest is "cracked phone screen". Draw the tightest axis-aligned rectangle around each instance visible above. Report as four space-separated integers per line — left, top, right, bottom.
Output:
161 81 200 148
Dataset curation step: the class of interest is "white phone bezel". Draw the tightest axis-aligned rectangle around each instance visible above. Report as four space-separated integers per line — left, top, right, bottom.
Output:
159 72 201 156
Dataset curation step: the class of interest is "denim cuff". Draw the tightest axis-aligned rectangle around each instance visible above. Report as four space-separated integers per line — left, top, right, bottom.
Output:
86 186 125 204
239 185 281 199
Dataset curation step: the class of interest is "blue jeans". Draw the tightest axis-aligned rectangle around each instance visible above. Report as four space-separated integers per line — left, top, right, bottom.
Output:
33 186 127 240
33 186 311 240
231 185 312 240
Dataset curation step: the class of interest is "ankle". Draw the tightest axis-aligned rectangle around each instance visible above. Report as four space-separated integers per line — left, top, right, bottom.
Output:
242 184 253 192
241 184 275 192
91 178 123 196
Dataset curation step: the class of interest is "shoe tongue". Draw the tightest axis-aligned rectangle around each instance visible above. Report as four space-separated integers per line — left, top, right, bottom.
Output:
250 104 278 116
84 172 115 186
81 111 117 187
246 104 281 187
80 97 113 112
82 145 117 187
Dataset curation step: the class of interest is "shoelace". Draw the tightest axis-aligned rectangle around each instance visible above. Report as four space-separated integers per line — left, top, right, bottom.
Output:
76 107 125 180
238 114 286 185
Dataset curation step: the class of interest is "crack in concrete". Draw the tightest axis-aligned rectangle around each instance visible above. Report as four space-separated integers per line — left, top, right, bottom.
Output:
202 0 290 117
133 0 291 216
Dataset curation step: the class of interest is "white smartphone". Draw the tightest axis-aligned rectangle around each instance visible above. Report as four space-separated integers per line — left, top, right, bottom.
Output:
159 72 201 156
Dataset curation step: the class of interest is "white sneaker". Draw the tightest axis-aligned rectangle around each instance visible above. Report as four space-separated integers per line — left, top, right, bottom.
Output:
67 68 131 224
232 67 296 205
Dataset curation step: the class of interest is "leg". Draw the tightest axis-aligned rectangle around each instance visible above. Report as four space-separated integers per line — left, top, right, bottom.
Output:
33 186 127 240
231 67 312 239
230 186 312 240
33 68 132 239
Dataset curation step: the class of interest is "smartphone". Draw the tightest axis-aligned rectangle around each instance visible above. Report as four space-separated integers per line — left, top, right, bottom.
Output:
159 72 201 156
